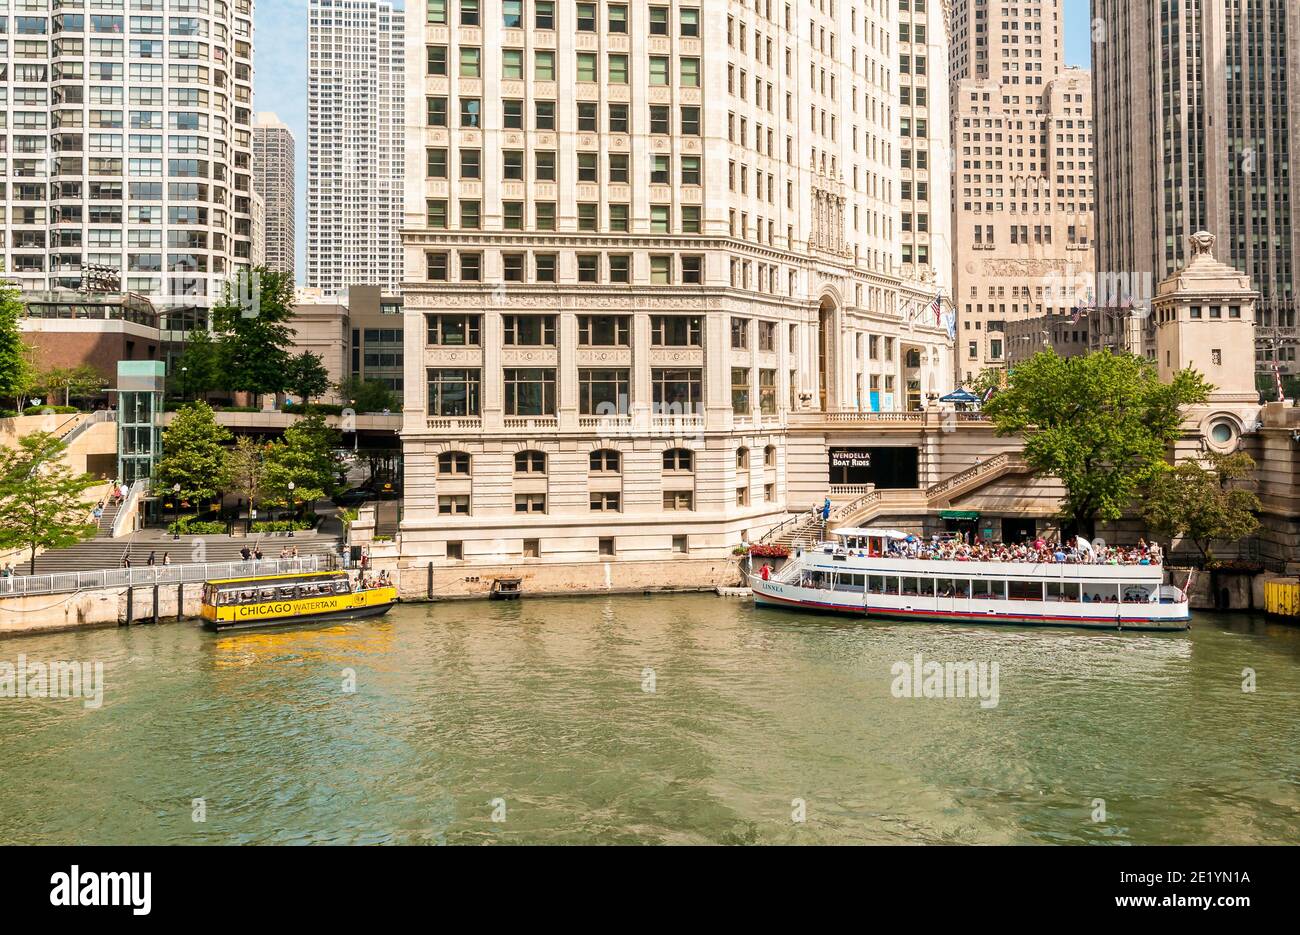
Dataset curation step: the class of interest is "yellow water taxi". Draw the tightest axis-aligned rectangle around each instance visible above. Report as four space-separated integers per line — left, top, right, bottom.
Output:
200 570 397 632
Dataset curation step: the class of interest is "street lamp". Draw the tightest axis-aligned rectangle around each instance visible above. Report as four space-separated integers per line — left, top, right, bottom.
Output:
172 483 181 539
180 366 189 403
350 400 358 453
287 481 296 538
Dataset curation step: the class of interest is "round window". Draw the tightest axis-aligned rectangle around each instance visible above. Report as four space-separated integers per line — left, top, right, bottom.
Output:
1210 421 1234 444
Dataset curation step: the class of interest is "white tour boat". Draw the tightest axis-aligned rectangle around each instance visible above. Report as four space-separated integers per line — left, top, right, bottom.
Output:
750 528 1190 631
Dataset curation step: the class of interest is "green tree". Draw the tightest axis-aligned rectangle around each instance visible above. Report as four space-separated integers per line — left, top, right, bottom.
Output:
224 435 268 526
211 267 295 397
173 329 221 401
286 351 332 408
337 375 398 413
155 402 232 501
0 432 101 574
1142 451 1261 563
0 280 32 406
262 414 343 511
983 350 1212 538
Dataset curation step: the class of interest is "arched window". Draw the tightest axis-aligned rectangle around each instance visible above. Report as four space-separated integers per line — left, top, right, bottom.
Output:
589 449 621 473
905 349 921 368
736 446 750 470
438 451 471 475
763 444 776 468
662 448 693 472
514 450 547 474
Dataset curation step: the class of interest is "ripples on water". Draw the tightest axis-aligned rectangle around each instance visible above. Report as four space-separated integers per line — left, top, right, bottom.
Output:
1 596 1297 845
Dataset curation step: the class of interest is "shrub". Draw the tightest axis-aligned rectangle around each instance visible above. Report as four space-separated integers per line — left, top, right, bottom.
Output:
23 404 79 415
167 516 226 535
0 408 18 419
749 544 790 558
283 402 344 416
251 519 316 533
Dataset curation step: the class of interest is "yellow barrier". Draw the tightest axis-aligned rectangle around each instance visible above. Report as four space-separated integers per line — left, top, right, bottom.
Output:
1264 579 1300 618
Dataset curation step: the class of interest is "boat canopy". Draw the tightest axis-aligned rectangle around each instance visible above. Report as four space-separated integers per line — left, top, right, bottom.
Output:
833 527 909 540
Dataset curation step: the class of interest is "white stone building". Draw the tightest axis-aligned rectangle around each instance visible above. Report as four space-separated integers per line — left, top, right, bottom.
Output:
0 0 258 313
396 0 954 572
306 0 406 295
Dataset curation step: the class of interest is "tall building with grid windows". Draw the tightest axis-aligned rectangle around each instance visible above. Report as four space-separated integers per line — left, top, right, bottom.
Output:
897 0 951 295
253 111 295 276
397 0 955 573
0 0 258 313
949 0 1094 381
306 0 405 295
1091 0 1299 384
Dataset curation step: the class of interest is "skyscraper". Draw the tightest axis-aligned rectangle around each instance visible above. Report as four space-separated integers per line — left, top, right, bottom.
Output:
950 0 1095 381
253 112 295 276
1091 0 1299 380
396 1 954 567
306 0 405 295
897 0 952 295
0 0 258 312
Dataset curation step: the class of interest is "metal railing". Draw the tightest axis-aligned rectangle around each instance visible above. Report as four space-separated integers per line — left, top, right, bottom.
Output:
0 554 333 599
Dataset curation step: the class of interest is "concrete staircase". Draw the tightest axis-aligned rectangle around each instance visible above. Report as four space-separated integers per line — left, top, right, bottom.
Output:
28 531 342 575
93 499 120 538
761 452 1031 549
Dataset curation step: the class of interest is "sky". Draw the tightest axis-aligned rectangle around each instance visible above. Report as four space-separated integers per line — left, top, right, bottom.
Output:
254 0 1095 279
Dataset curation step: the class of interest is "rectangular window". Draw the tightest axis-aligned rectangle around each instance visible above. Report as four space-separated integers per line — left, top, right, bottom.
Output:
426 147 447 178
535 254 557 282
535 1 555 29
425 199 447 228
501 48 523 79
651 316 701 346
426 252 449 280
650 255 672 284
731 368 751 412
576 3 596 30
459 252 481 281
535 101 556 129
579 369 630 415
460 148 481 179
459 200 480 229
515 495 546 515
609 205 630 234
426 314 481 346
502 315 556 346
438 495 470 516
534 51 555 81
759 370 777 414
503 149 524 180
579 315 630 346
426 368 481 416
502 0 522 28
426 96 448 127
503 99 523 129
663 492 694 512
652 368 703 410
504 369 557 416
460 0 480 26
426 45 447 76
459 47 481 77
608 55 628 84
591 492 622 513
460 98 481 127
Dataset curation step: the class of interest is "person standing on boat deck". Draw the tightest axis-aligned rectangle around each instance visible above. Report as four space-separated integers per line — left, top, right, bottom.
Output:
760 564 771 581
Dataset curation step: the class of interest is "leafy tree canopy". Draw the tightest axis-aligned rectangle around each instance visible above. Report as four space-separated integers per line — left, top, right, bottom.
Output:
173 329 221 401
211 267 295 397
1142 451 1261 562
262 414 343 509
982 350 1212 537
0 431 101 574
155 401 232 501
0 282 35 405
286 351 332 408
337 376 399 414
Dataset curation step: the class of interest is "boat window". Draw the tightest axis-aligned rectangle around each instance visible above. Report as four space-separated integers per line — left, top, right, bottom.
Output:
972 580 1006 600
934 577 957 598
1082 584 1119 603
1046 581 1081 602
334 582 350 594
278 587 295 599
1122 583 1155 603
901 576 924 596
1008 580 1042 601
955 580 973 599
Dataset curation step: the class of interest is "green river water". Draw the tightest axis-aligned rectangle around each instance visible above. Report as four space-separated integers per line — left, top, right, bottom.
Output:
1 595 1297 845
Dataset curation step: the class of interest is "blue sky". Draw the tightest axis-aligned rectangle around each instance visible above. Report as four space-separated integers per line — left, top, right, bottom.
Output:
254 0 1094 276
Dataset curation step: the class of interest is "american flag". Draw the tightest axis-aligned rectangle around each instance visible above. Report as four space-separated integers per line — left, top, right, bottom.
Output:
928 294 942 325
1274 362 1287 403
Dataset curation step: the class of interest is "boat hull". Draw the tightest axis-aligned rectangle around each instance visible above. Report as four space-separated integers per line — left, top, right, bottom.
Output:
751 578 1190 631
203 599 395 632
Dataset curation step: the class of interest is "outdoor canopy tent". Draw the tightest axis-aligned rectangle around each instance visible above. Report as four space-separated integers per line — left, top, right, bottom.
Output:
940 388 981 404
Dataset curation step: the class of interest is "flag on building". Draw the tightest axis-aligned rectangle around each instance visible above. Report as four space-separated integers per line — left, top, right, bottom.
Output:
929 294 942 325
1274 362 1287 403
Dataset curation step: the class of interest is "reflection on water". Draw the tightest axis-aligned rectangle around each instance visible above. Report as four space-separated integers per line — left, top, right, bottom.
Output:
0 596 1297 845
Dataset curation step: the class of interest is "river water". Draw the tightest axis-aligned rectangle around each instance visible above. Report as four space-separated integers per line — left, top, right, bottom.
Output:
1 595 1297 845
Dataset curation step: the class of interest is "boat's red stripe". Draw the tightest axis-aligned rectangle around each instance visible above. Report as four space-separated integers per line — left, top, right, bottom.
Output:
753 589 1187 624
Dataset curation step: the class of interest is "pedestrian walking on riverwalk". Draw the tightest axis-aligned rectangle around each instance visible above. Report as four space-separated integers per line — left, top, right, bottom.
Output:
147 551 156 567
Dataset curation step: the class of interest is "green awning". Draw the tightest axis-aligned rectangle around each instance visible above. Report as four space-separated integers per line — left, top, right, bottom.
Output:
939 510 980 520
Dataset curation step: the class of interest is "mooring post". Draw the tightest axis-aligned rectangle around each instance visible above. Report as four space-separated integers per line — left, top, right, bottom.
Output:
152 584 159 625
125 587 133 626
177 583 185 620
427 563 433 600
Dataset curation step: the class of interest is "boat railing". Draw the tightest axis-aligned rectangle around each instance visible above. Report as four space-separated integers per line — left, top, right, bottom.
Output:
0 554 334 599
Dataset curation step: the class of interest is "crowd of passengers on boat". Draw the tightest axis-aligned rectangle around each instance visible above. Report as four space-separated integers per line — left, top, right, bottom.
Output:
818 535 1164 566
787 571 1179 604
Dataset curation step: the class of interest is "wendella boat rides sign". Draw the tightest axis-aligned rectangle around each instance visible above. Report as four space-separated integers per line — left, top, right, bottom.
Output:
830 450 873 469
